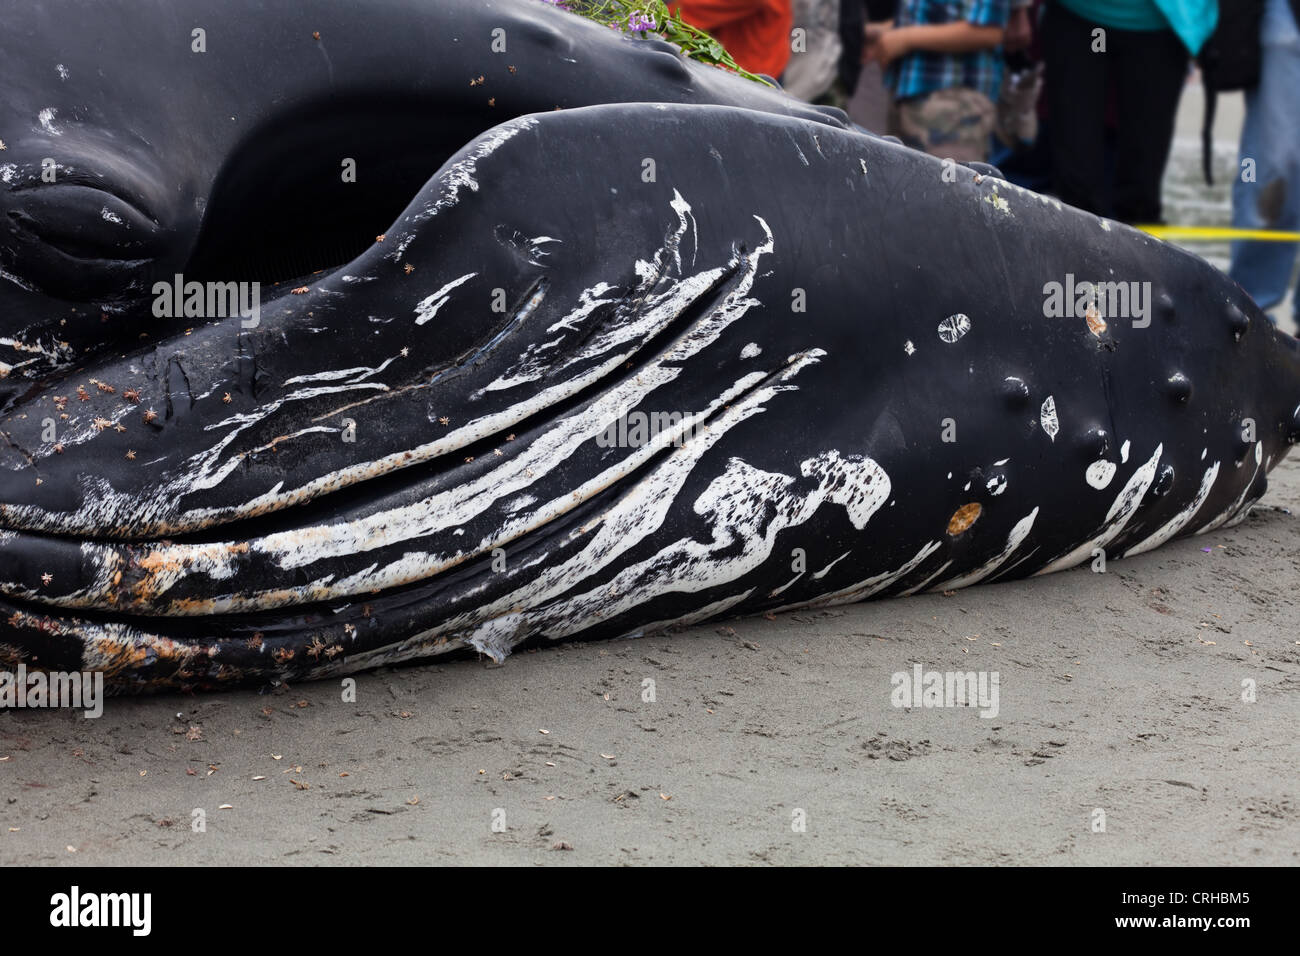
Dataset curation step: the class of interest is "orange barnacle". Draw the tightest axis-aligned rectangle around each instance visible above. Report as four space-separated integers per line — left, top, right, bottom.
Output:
1086 306 1106 337
946 503 982 536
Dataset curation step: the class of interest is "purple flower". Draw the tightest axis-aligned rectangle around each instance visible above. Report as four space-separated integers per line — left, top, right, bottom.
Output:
627 12 657 32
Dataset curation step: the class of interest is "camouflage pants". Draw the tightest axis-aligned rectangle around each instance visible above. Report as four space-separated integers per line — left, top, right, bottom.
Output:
890 87 996 163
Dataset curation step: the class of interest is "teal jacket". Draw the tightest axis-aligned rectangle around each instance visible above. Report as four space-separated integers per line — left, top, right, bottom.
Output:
1054 0 1219 55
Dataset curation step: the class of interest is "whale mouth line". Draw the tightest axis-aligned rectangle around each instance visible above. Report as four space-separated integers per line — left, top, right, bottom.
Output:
0 344 805 626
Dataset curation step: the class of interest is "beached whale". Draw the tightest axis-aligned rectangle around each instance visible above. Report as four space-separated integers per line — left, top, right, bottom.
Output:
1 0 1297 690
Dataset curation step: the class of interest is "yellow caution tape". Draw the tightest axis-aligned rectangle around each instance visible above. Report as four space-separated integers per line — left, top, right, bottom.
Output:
1136 224 1300 242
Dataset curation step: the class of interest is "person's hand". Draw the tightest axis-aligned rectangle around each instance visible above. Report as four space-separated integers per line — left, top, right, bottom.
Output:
863 19 891 45
861 19 895 64
1004 7 1032 52
865 27 911 66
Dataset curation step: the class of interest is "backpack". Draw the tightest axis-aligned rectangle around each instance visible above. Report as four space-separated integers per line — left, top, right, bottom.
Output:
1197 0 1265 185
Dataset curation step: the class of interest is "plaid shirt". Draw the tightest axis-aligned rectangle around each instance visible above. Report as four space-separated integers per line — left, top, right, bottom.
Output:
886 0 1010 103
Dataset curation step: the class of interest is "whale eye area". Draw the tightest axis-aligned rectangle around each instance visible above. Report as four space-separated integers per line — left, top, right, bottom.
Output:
184 98 494 285
1 182 166 299
6 192 150 261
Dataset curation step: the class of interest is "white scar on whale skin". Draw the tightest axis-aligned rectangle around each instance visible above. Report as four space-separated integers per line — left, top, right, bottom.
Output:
1198 441 1263 534
375 353 840 650
769 571 804 598
385 116 539 261
525 447 891 642
806 539 940 608
813 551 852 580
934 507 1038 591
482 282 618 392
668 189 698 270
37 107 60 135
937 313 970 343
283 357 398 386
1123 462 1219 558
414 272 477 325
483 190 700 396
1040 395 1058 441
900 559 953 596
1035 444 1163 575
16 404 137 460
1085 459 1116 490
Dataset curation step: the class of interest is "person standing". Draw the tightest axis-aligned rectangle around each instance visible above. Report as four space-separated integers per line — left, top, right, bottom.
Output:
1040 0 1217 223
1230 0 1300 327
842 0 900 132
867 0 1012 163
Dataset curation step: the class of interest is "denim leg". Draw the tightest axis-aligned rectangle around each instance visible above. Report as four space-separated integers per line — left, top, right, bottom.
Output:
1229 0 1300 321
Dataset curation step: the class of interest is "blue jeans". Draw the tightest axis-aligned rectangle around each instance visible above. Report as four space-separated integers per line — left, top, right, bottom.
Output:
1229 0 1300 323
